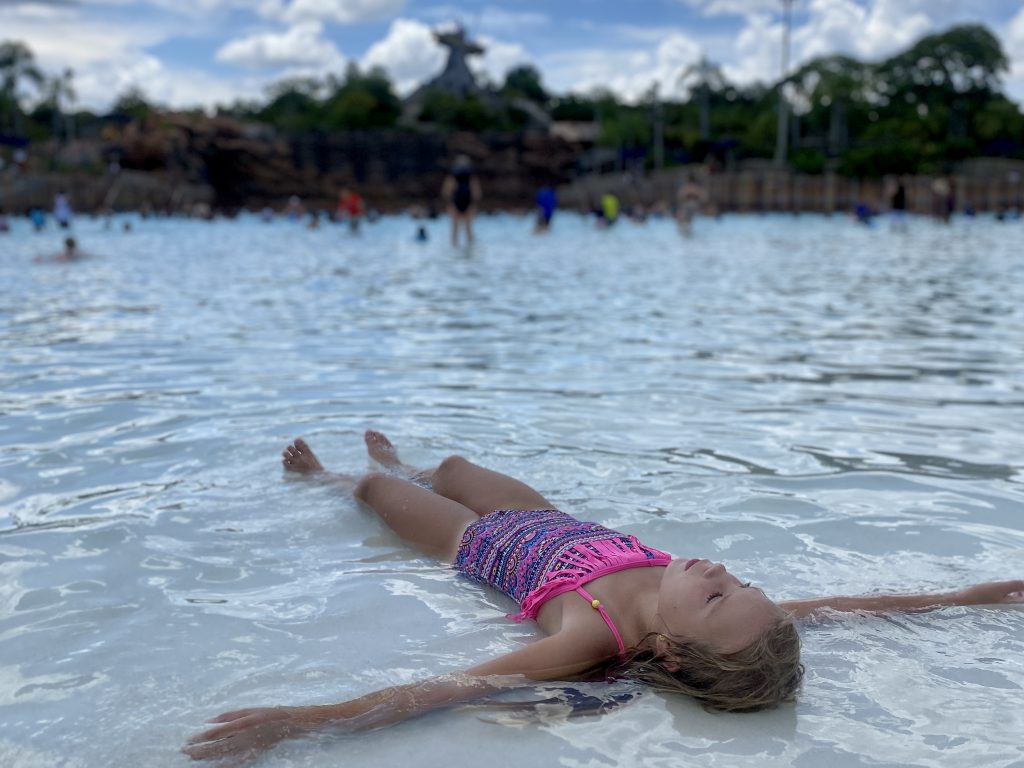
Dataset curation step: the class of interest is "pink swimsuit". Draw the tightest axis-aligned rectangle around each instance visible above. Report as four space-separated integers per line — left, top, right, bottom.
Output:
453 509 673 654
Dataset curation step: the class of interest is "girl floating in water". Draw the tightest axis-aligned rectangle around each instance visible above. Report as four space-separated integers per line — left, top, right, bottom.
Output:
184 431 1023 762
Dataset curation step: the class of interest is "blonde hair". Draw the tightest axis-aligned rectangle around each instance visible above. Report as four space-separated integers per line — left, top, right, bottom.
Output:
611 615 803 712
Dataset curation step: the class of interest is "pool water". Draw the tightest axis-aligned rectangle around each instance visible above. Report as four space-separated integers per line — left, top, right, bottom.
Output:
1 211 1022 767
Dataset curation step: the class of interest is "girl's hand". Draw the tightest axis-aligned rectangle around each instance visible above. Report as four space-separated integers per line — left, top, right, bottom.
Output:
182 706 314 763
955 580 1024 606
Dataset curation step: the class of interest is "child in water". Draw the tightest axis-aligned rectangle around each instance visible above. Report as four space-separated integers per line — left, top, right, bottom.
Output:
184 431 1023 762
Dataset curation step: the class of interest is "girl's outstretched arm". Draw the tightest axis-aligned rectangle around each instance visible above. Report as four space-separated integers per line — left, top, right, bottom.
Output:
778 579 1024 618
181 673 513 764
182 629 606 763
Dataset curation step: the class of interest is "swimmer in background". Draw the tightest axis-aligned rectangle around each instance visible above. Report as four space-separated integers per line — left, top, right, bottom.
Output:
441 155 481 247
29 208 46 231
35 236 83 263
598 192 620 228
53 189 73 229
889 176 908 232
676 173 707 237
534 186 557 234
854 201 875 226
285 195 305 222
183 431 1023 763
337 187 366 234
0 210 10 233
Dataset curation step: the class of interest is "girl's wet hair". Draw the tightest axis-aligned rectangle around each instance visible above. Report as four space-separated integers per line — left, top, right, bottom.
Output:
611 614 804 713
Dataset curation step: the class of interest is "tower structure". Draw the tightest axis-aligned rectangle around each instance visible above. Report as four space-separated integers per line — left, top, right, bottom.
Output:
428 26 485 96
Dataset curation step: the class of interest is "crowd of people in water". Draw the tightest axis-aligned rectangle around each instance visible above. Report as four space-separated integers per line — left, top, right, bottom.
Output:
4 158 1022 261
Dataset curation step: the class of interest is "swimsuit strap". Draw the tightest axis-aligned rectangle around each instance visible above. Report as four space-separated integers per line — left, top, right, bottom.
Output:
574 586 626 655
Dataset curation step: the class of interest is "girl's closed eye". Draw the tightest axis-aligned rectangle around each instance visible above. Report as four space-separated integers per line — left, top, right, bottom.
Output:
706 592 723 603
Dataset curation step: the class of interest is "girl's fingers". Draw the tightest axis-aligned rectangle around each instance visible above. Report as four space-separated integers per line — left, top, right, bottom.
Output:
186 715 258 744
209 708 258 723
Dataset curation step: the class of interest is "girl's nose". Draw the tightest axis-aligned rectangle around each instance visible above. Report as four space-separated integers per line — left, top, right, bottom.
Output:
704 562 725 577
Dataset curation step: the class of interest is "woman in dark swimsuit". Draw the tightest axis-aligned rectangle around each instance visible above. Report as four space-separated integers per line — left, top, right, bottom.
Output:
441 155 482 247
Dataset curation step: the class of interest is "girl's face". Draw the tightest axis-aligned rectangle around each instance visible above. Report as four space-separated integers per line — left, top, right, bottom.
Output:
654 559 781 654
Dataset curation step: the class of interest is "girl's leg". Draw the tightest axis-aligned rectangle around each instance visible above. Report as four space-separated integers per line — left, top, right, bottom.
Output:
431 455 552 516
283 437 477 561
354 473 478 561
363 430 552 517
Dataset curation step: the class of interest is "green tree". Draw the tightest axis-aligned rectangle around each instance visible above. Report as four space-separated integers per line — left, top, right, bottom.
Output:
786 55 872 155
418 89 501 131
0 40 45 134
258 77 323 132
44 67 76 141
874 25 1008 141
322 64 401 130
678 56 727 140
550 94 597 121
111 87 155 121
501 65 547 104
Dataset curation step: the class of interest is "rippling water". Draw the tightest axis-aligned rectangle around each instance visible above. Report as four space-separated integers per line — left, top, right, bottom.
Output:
1 212 1022 767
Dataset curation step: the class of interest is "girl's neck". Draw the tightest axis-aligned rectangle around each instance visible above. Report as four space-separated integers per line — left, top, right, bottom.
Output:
596 567 665 649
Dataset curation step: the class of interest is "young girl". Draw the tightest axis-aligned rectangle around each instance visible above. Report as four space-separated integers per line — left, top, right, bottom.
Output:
184 431 1024 762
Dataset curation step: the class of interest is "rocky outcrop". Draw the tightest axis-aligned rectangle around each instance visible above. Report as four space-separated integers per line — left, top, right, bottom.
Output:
1 113 582 213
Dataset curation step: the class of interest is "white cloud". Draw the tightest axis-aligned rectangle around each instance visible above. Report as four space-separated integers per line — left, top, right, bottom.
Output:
258 0 404 24
540 31 703 103
1003 6 1024 105
794 0 931 62
360 17 445 94
216 21 345 70
358 16 533 94
420 5 549 31
718 0 940 90
128 0 276 17
468 34 530 87
721 12 781 86
73 51 261 111
678 0 780 16
0 4 176 74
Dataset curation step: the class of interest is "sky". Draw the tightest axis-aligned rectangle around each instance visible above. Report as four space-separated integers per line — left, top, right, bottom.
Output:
3 0 1024 113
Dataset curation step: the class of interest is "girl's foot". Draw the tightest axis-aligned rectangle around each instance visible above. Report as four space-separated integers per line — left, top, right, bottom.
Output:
364 430 401 468
364 430 434 488
282 438 324 473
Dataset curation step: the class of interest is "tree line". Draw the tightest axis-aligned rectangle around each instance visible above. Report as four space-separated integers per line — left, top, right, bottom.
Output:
2 24 1022 177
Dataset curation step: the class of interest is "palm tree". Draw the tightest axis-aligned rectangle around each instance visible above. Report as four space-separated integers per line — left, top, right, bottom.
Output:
46 67 76 142
678 56 727 140
0 40 45 135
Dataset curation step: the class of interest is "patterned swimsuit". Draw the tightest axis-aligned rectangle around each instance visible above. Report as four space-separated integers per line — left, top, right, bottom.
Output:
453 509 673 652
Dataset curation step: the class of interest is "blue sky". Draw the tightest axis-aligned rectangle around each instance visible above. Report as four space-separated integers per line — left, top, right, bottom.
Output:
3 0 1024 112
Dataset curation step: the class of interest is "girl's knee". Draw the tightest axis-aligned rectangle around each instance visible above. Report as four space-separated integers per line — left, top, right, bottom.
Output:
432 455 469 491
354 472 390 502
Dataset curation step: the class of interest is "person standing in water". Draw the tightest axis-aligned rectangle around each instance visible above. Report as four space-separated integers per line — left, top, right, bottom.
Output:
676 173 707 237
337 187 366 234
534 186 557 233
53 189 73 229
889 176 908 232
183 430 1023 763
441 155 481 247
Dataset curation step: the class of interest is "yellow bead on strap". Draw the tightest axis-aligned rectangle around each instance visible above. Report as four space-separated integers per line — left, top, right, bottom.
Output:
591 599 601 609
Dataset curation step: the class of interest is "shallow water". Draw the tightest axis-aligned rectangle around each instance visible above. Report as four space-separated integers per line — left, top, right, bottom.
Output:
1 211 1022 767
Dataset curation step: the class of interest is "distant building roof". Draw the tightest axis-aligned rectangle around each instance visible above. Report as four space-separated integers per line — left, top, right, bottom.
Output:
550 122 600 143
